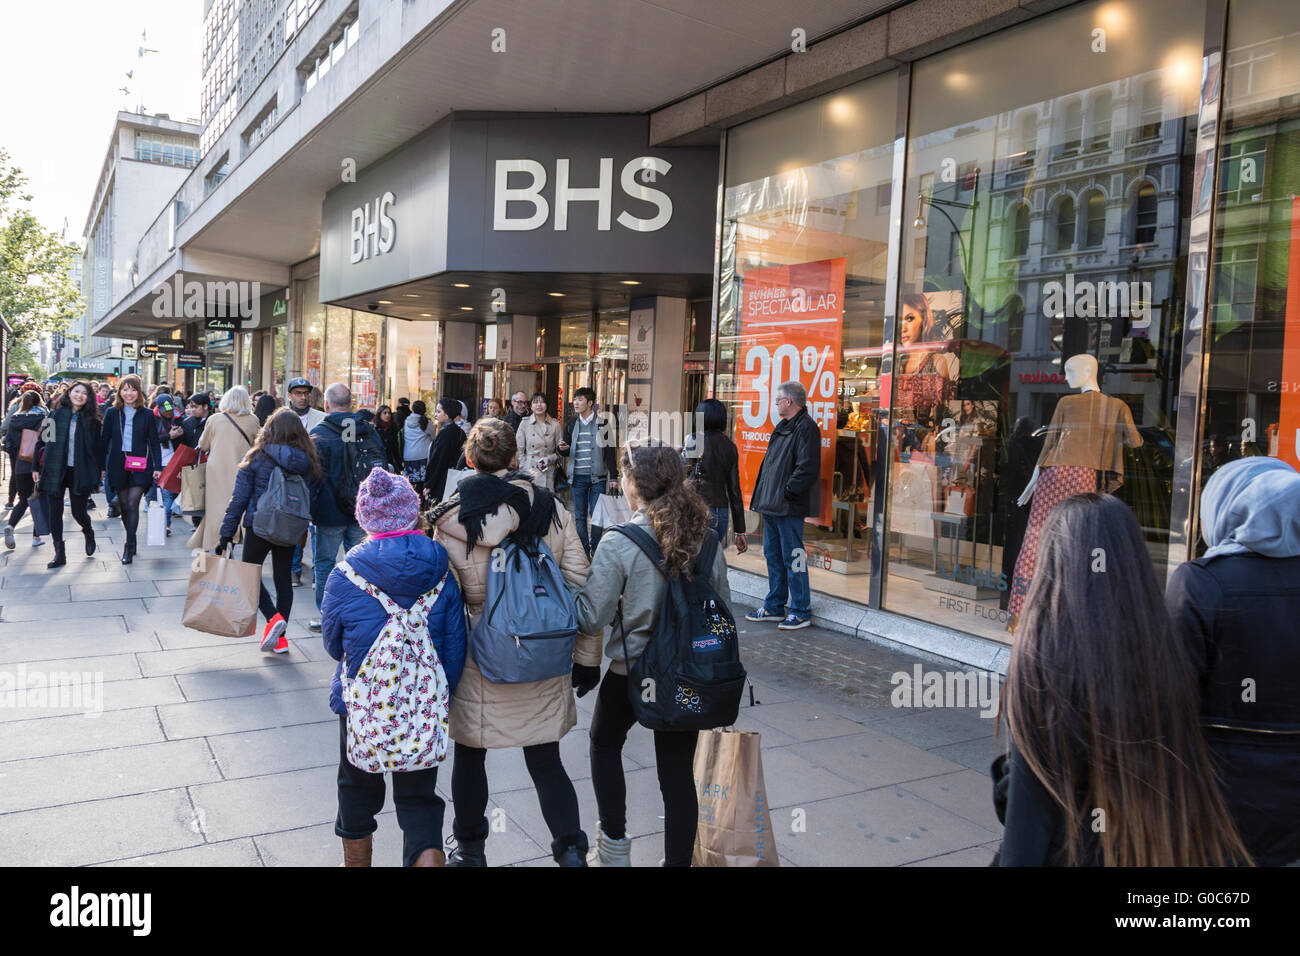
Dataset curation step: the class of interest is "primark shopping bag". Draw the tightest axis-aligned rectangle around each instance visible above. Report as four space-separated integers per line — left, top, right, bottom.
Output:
181 552 260 638
146 488 167 547
692 728 780 867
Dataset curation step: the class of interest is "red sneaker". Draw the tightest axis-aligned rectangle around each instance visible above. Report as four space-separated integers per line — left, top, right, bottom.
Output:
261 614 287 652
272 634 289 654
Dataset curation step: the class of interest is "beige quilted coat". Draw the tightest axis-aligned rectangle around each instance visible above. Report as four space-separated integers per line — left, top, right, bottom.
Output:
432 472 602 749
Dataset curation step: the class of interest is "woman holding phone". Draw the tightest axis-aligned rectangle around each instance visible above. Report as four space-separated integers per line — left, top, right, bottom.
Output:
516 393 561 492
100 374 163 564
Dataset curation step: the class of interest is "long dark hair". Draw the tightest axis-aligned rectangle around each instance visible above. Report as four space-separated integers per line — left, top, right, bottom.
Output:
242 407 321 479
20 391 40 412
60 380 101 424
620 441 710 578
376 405 395 430
1005 493 1251 866
690 398 733 487
253 393 278 425
411 400 429 431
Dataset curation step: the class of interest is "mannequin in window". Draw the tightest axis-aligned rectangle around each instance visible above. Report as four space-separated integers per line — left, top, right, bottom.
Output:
1007 353 1143 629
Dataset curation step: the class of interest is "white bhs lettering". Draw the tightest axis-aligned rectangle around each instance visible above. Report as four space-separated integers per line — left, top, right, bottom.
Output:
350 191 396 263
494 157 672 232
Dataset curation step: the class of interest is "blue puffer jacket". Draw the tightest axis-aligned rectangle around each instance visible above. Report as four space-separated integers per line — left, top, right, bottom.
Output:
219 444 320 542
320 532 467 716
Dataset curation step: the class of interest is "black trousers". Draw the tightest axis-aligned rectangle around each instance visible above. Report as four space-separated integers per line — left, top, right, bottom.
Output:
240 528 294 623
8 473 35 530
589 669 699 867
117 484 145 546
335 715 444 866
44 472 92 545
451 741 583 856
5 452 16 506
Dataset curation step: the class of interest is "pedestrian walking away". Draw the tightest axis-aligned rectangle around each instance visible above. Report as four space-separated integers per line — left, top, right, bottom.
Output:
2 390 50 549
428 417 600 867
685 398 749 556
33 381 103 570
1165 456 1300 866
309 383 386 629
996 493 1251 867
745 380 821 630
322 466 467 866
101 375 164 564
189 386 260 553
574 441 732 867
400 400 436 496
217 408 322 654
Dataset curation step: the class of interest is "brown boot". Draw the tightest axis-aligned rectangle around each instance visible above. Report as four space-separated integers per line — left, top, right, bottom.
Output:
341 835 373 867
411 848 446 867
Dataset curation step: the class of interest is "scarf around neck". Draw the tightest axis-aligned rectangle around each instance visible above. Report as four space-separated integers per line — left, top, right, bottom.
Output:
450 470 558 556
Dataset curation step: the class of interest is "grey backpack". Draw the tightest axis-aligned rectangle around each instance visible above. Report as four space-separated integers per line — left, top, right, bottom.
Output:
470 536 578 684
251 464 312 546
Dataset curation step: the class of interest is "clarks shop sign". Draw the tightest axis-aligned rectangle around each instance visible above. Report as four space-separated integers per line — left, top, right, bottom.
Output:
320 115 718 303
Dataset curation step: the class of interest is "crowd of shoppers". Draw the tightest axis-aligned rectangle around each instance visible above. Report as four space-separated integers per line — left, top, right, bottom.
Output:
1 367 1294 869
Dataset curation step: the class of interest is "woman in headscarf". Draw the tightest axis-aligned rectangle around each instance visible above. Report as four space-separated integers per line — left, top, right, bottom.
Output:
1166 456 1300 867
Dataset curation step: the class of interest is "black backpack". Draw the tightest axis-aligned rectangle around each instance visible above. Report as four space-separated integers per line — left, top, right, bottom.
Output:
609 524 746 731
320 418 390 517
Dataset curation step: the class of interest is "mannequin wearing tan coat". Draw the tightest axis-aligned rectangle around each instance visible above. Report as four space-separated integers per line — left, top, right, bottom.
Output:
188 411 261 552
432 471 601 749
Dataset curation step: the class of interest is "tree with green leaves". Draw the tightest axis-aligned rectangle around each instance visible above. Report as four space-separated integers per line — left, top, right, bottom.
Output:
0 147 83 345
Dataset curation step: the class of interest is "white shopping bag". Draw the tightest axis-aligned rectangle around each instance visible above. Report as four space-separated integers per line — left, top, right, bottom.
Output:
146 487 167 547
591 493 633 529
442 468 472 502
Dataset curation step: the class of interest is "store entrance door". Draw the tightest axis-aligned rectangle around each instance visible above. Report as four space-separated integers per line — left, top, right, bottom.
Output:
507 365 547 408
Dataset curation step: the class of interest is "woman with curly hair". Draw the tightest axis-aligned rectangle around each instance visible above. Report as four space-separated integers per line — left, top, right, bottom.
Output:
574 441 732 867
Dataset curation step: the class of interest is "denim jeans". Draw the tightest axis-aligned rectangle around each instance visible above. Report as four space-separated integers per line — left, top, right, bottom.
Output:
292 541 303 576
103 471 118 508
160 488 178 529
313 522 366 611
760 513 810 618
570 473 603 555
708 507 729 545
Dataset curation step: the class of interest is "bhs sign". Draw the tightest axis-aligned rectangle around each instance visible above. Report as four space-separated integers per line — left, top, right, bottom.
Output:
350 191 396 263
493 157 672 232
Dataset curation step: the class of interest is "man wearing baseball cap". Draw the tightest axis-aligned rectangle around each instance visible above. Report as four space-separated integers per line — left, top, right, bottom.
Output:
287 378 327 432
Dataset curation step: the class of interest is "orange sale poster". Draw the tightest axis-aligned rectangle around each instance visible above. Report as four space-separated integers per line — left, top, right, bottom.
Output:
1280 197 1300 469
734 258 846 525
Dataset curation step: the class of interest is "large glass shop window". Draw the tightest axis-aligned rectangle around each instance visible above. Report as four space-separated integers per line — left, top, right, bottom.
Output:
886 0 1205 642
717 73 898 594
1199 0 1300 528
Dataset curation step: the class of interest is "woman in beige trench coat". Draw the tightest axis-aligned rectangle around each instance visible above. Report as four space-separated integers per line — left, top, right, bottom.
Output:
515 392 562 491
189 387 261 552
428 417 601 867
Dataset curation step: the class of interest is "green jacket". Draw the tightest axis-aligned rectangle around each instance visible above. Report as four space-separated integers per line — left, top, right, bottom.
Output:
574 511 732 673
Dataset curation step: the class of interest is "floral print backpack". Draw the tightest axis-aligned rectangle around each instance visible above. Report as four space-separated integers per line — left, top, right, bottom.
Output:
337 561 451 773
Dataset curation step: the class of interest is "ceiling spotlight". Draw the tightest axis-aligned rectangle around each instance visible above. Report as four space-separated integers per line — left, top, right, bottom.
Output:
453 282 470 288
620 280 640 286
460 306 473 311
378 300 393 305
548 292 565 297
403 293 420 298
419 313 432 317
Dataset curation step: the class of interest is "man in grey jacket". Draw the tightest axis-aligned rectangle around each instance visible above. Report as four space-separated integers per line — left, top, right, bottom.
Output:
745 380 821 630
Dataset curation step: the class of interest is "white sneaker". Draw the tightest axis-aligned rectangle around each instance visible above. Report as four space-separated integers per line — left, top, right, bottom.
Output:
3 526 13 550
32 536 45 548
586 823 632 867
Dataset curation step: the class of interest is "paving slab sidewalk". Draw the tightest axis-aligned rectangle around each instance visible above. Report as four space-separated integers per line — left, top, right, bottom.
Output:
0 494 1003 866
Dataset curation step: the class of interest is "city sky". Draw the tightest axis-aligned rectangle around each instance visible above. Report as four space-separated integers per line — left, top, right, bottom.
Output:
0 0 202 241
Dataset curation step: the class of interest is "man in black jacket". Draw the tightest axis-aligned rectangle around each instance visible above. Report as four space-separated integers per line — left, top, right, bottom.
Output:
504 390 529 431
745 380 821 630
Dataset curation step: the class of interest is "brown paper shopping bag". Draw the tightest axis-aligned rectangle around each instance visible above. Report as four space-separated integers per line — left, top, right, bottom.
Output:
179 461 207 513
692 728 779 867
182 553 261 638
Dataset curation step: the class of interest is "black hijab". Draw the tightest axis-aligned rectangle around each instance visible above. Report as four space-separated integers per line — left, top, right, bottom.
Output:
445 470 559 557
